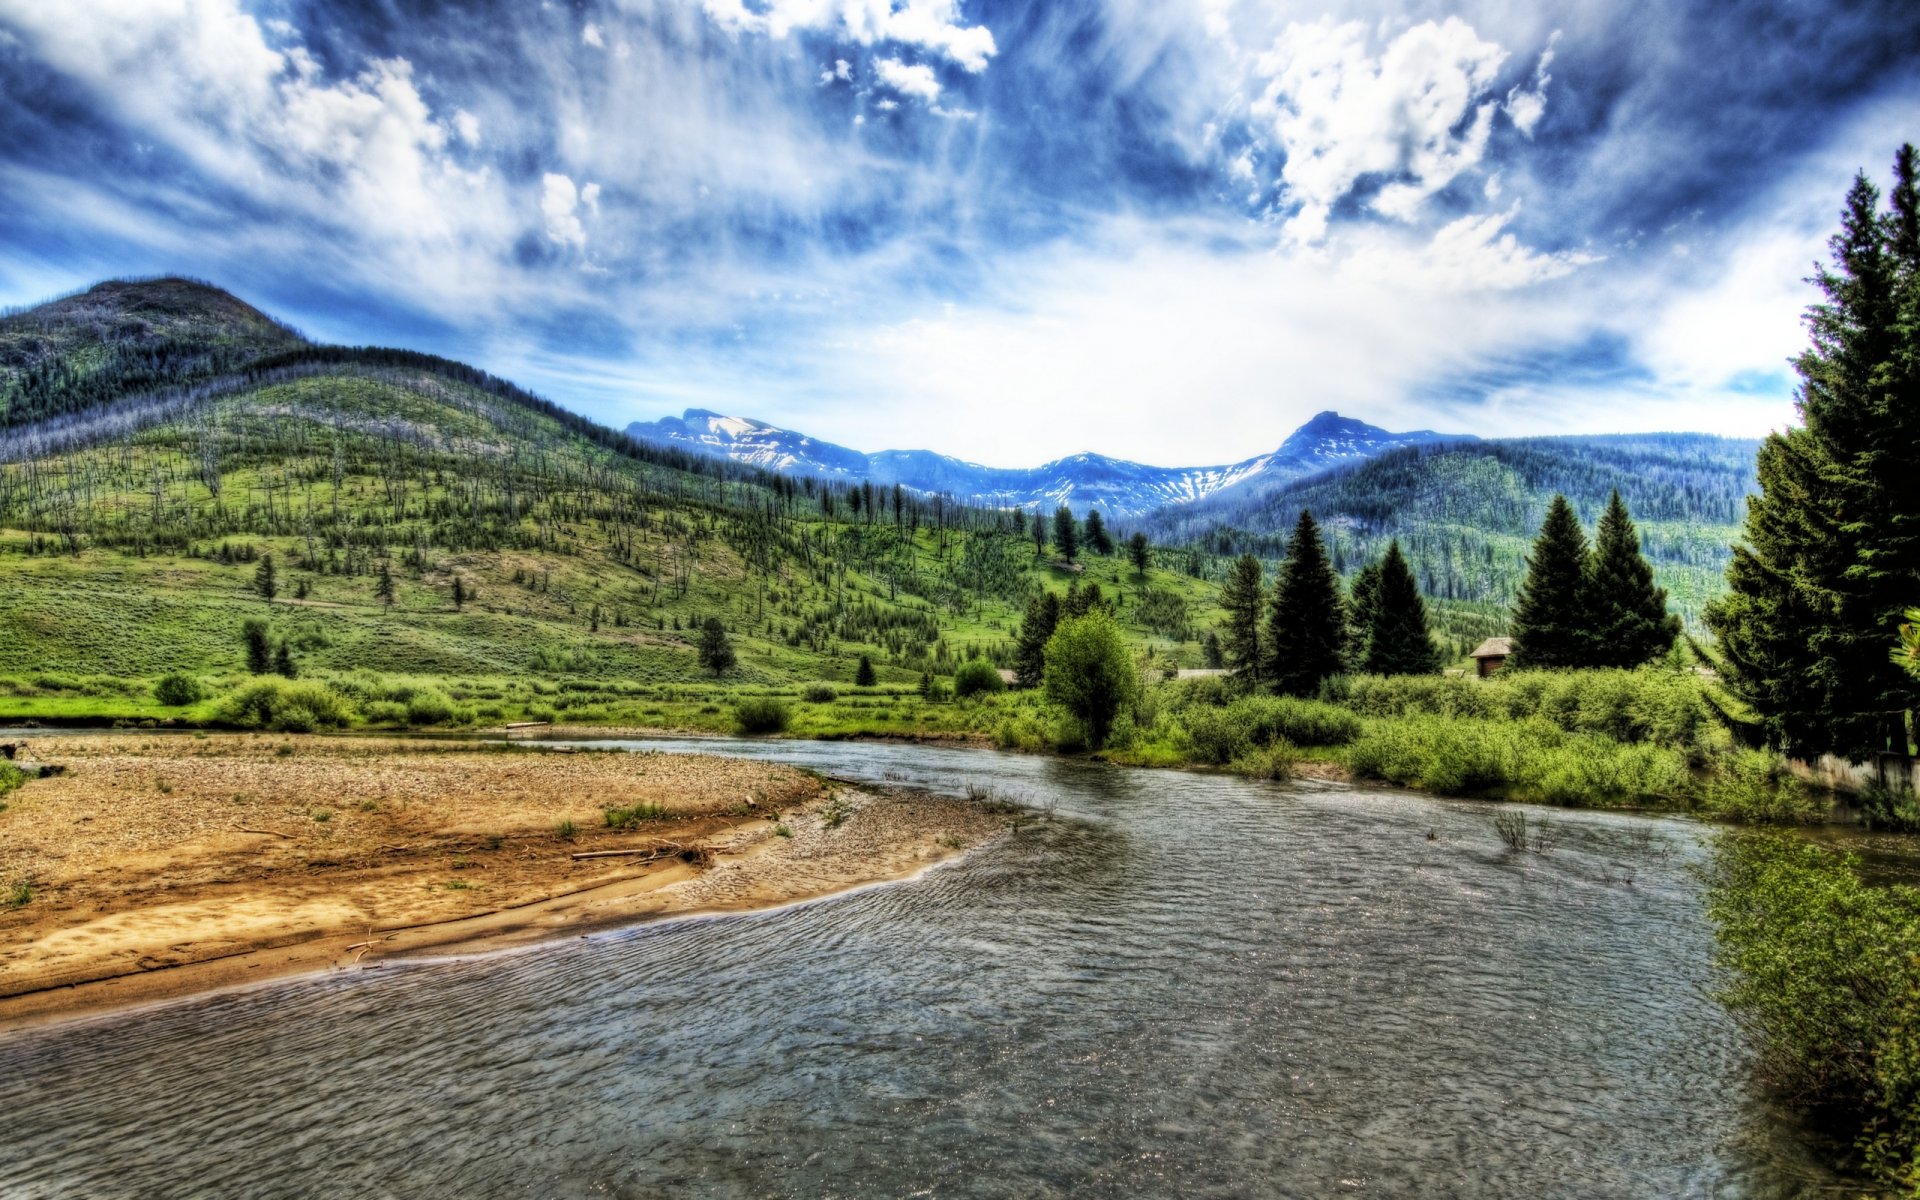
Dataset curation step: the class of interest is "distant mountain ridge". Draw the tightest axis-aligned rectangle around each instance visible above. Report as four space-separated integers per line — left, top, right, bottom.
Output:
625 408 1471 518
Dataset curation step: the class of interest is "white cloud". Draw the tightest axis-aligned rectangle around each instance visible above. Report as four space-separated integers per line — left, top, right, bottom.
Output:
701 0 996 72
820 58 853 85
453 108 481 146
875 58 942 102
1504 33 1558 137
1248 17 1509 242
582 22 604 49
541 173 591 249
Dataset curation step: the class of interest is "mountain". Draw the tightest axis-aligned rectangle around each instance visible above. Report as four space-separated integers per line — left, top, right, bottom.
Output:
1149 433 1761 628
0 279 1200 692
1 277 305 427
625 407 1470 519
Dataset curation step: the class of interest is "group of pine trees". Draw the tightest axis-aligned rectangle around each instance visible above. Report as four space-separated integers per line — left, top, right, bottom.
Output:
1707 146 1920 762
1217 511 1438 696
1508 491 1679 670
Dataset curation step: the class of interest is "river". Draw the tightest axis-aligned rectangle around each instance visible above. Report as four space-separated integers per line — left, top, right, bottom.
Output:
0 737 1842 1197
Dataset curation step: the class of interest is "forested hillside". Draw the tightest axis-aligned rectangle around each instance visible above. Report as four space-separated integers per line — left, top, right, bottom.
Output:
0 281 1214 692
1149 434 1758 630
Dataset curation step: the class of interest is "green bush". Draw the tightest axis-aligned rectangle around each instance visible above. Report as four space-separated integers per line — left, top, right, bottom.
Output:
153 672 205 707
1705 833 1920 1189
1341 669 1709 750
1230 740 1298 781
1176 695 1362 765
361 700 409 726
404 689 457 726
1699 748 1827 824
953 659 1006 698
0 762 25 797
1345 714 1690 805
216 679 353 732
801 684 838 703
733 697 791 735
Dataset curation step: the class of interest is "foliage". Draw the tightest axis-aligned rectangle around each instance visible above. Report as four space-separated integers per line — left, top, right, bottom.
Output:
1704 832 1920 1189
242 618 272 675
1360 540 1438 675
1266 509 1347 696
854 655 877 687
1042 610 1139 749
1345 713 1692 805
1509 495 1593 669
1589 490 1681 668
603 801 672 829
0 761 24 798
697 617 736 676
1218 553 1264 687
953 658 1005 698
732 696 791 734
1013 590 1060 688
152 671 204 706
1708 150 1920 761
214 678 353 732
801 683 838 703
1177 694 1363 764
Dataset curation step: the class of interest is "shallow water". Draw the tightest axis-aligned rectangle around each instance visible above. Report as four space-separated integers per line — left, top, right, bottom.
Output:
0 738 1841 1197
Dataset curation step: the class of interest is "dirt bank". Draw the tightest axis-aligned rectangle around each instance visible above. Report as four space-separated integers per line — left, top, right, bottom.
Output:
0 733 1004 1029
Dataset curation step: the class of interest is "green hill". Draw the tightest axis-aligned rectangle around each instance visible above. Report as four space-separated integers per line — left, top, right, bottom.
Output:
1147 434 1757 648
0 280 1213 722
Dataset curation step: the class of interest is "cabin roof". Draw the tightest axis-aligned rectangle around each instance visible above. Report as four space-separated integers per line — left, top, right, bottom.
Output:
1470 637 1515 659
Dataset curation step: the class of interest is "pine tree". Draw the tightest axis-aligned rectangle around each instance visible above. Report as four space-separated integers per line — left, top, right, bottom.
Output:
1708 153 1920 759
1084 509 1113 556
375 560 396 610
1128 532 1150 576
451 575 467 611
1509 495 1593 669
1218 554 1264 686
1362 541 1438 676
253 553 277 603
1588 491 1679 668
1030 511 1046 558
698 617 736 676
1265 510 1347 696
1013 590 1061 688
1053 506 1078 563
1346 560 1382 664
242 618 272 675
854 655 877 687
273 641 298 679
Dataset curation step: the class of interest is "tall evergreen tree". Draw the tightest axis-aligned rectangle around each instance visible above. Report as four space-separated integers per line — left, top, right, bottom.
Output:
1265 510 1347 696
1345 560 1383 664
854 655 878 687
242 618 272 675
253 553 277 603
1053 505 1078 563
698 618 735 676
1509 495 1594 669
374 559 396 610
1013 590 1061 688
1030 510 1047 558
1588 490 1679 668
1128 532 1150 576
1217 553 1264 686
1362 541 1438 676
1084 509 1113 556
1708 153 1920 759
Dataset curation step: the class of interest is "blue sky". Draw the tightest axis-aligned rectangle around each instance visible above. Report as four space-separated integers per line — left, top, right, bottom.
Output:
1 0 1916 466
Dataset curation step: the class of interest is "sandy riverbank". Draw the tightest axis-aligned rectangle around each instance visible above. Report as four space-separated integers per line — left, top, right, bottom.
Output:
0 733 1006 1030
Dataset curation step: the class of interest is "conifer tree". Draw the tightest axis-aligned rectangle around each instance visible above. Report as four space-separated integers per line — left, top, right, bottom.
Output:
1218 554 1264 687
698 617 736 676
375 559 396 610
253 553 277 603
242 618 272 675
273 641 298 679
1013 590 1061 687
1346 560 1382 664
1588 490 1679 668
1128 532 1150 576
1509 495 1593 670
1030 511 1046 558
1265 510 1347 696
451 575 467 611
1084 509 1113 556
1362 541 1439 676
854 655 878 687
1708 151 1920 758
1053 506 1078 563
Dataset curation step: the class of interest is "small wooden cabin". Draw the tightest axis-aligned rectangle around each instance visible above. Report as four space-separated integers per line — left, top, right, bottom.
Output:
1470 637 1514 677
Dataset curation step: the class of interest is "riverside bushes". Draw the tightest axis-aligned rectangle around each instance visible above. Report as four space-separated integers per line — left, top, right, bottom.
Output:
1178 695 1361 764
1344 714 1692 805
1344 669 1709 750
732 696 790 735
215 678 353 731
1706 834 1920 1188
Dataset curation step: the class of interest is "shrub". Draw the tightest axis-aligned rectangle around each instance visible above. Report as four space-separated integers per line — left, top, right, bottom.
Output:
1042 611 1139 749
215 679 353 732
953 659 1006 698
0 762 25 797
1178 695 1361 765
1230 740 1297 781
802 684 838 703
404 689 458 726
733 697 791 735
361 700 409 726
153 672 205 707
1345 714 1690 805
1698 747 1826 824
1705 834 1920 1188
603 802 671 829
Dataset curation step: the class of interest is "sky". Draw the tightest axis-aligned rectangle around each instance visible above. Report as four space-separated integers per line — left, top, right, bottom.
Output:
0 1 1916 468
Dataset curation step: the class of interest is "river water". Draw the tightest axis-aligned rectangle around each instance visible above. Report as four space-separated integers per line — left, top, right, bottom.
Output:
0 738 1842 1197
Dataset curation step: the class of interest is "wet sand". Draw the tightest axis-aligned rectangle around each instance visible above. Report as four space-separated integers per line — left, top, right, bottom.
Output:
0 733 1005 1030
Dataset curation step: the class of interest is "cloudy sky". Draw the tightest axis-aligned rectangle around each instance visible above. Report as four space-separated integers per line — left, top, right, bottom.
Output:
1 1 1916 466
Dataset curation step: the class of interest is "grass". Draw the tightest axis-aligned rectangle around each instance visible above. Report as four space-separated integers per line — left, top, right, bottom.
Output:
603 802 672 830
